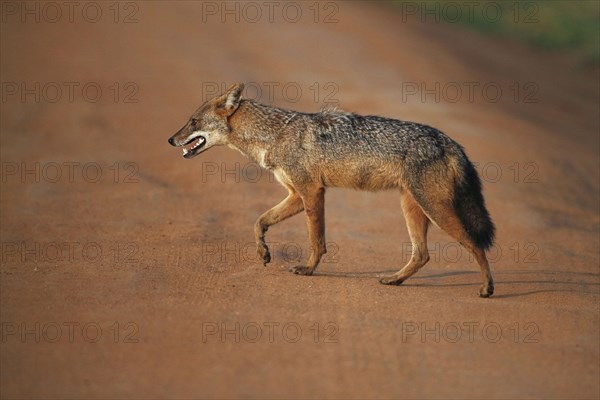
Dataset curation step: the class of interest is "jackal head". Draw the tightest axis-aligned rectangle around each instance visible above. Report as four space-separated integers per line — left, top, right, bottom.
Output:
168 83 244 159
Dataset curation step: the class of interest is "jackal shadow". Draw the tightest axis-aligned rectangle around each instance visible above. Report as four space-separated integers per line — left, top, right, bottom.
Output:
315 268 600 298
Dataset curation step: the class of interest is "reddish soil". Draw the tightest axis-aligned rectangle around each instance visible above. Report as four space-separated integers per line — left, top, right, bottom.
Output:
1 2 598 399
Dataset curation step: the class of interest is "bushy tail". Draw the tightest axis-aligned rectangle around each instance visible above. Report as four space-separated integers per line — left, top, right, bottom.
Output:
452 157 495 250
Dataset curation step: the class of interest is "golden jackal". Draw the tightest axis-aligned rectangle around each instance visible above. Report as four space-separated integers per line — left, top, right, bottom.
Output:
168 84 495 297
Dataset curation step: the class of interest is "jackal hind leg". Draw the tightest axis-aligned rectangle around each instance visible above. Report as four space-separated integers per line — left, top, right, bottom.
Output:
417 201 494 298
255 191 304 266
472 247 494 298
289 186 326 276
380 189 430 285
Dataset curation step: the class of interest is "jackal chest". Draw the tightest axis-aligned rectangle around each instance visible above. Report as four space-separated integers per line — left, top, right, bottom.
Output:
255 149 273 169
273 168 294 188
228 144 274 170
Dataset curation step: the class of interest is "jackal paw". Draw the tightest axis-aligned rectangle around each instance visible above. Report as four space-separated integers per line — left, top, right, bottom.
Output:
379 275 404 286
479 283 494 298
257 244 271 266
289 265 314 276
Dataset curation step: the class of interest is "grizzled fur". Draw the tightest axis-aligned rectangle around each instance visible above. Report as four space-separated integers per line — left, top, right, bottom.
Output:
169 83 495 297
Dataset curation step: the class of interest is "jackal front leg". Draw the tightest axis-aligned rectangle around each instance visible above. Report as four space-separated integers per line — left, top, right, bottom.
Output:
255 192 304 266
289 186 326 276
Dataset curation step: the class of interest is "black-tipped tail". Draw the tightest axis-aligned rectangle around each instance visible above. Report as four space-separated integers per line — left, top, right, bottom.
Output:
453 159 495 250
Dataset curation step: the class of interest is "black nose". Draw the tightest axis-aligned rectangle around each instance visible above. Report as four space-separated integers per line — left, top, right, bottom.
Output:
168 137 175 146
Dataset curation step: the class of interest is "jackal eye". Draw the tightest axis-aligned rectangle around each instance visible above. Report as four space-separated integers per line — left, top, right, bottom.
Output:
190 118 198 127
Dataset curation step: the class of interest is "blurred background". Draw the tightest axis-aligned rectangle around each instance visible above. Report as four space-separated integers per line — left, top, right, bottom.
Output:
1 1 598 399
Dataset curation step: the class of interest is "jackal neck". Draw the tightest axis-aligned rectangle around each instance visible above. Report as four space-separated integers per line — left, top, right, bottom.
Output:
227 99 299 164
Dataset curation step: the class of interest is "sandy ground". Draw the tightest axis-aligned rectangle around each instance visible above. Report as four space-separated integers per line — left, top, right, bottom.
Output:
1 1 599 399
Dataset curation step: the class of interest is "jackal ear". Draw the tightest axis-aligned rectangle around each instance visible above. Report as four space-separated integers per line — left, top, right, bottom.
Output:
217 83 244 116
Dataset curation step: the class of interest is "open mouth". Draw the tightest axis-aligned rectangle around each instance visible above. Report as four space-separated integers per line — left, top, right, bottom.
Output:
182 136 206 159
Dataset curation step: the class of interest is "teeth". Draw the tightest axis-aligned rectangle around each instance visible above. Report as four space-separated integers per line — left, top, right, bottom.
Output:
191 137 205 149
181 137 205 156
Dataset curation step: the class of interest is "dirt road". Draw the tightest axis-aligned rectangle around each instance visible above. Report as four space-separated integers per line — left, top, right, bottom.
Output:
1 2 598 398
